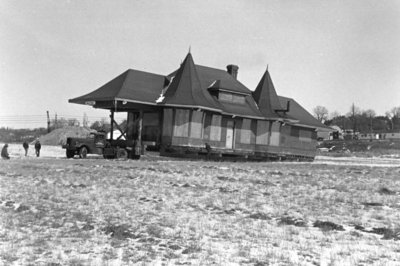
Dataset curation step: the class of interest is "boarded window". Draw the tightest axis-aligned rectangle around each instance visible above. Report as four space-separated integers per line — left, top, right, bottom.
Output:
190 110 203 139
174 109 190 137
219 92 245 104
270 122 281 146
162 109 173 137
203 113 212 140
240 119 251 144
232 94 245 104
143 113 159 126
299 129 312 142
256 120 270 145
290 127 300 138
219 92 233 102
210 114 222 141
126 112 136 140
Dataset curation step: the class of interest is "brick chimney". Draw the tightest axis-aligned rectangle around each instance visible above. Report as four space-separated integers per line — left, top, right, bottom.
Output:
226 64 239 79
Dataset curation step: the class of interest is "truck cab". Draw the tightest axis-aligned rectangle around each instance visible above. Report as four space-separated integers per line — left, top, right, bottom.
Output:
62 132 106 158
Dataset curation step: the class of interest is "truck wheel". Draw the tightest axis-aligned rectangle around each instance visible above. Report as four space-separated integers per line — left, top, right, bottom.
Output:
66 150 75 158
116 149 128 160
79 147 88 159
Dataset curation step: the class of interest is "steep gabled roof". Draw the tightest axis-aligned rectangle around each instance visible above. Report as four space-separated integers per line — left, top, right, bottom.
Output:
216 95 266 119
252 69 284 118
168 65 251 95
196 65 251 95
68 53 328 130
166 59 265 119
161 53 221 112
69 69 167 105
278 96 332 131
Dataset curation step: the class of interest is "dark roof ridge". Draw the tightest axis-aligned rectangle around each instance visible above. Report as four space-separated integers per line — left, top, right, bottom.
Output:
125 68 166 77
161 53 221 112
252 68 285 118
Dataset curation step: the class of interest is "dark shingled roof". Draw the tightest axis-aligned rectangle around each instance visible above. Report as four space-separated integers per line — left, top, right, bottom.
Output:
165 54 264 119
68 52 329 130
69 69 167 105
252 69 284 119
278 96 332 131
168 65 251 95
216 95 265 119
197 65 251 95
161 53 221 112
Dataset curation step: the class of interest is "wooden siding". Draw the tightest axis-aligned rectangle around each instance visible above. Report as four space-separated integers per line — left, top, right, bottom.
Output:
143 113 159 126
256 120 270 145
220 117 228 147
250 120 257 145
270 122 281 146
190 110 203 139
210 114 222 141
160 108 317 159
234 118 242 147
162 108 173 137
203 113 212 140
240 118 252 144
142 112 160 142
299 129 312 142
174 109 190 137
126 112 136 141
278 125 317 157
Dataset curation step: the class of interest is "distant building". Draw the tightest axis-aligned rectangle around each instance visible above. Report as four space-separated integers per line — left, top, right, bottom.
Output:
317 125 339 141
359 132 400 140
69 53 329 160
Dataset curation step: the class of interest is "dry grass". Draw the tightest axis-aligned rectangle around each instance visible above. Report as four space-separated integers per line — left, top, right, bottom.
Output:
1 153 400 265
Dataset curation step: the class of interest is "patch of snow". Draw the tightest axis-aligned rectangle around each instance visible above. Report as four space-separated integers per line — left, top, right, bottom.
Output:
155 94 165 103
315 156 400 167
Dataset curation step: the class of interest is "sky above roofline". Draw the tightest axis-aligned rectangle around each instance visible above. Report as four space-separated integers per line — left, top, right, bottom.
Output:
1 0 399 128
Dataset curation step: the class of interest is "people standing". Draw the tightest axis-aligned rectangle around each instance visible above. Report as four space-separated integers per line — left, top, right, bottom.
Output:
34 139 41 157
1 144 10 160
23 141 29 156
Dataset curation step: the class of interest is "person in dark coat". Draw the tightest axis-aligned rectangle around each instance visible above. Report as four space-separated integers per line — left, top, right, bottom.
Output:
1 144 10 160
34 139 41 157
23 141 29 156
205 143 211 160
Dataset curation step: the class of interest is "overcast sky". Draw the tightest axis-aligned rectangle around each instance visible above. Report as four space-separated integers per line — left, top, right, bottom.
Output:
1 0 399 129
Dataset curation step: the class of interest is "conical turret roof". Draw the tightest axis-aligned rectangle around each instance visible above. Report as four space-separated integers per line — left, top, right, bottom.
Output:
161 53 221 112
252 69 284 118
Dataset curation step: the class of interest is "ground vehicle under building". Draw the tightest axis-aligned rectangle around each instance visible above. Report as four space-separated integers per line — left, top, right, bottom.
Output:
62 131 139 159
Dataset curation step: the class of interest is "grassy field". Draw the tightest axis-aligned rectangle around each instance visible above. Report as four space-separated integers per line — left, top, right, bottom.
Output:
1 145 400 265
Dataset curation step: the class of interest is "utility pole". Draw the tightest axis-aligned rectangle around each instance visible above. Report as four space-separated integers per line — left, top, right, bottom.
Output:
46 111 50 133
351 103 357 137
370 114 373 133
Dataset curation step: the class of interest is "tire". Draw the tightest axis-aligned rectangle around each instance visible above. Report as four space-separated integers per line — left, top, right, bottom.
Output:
103 154 115 159
79 146 88 159
66 150 75 158
116 149 128 160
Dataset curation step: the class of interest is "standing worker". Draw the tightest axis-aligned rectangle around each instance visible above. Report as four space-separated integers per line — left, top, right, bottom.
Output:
34 139 41 157
1 144 10 160
23 141 29 156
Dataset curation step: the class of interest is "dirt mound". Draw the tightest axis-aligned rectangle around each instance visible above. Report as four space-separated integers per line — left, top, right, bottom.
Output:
37 127 91 146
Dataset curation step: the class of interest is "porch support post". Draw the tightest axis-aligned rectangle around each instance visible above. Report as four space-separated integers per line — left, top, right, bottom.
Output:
110 110 114 140
138 110 143 155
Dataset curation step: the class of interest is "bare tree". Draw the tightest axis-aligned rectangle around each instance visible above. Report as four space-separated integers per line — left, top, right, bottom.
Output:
362 109 376 132
347 103 361 132
363 109 376 118
313 106 329 122
386 106 400 130
82 113 89 128
389 106 400 118
329 111 341 120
